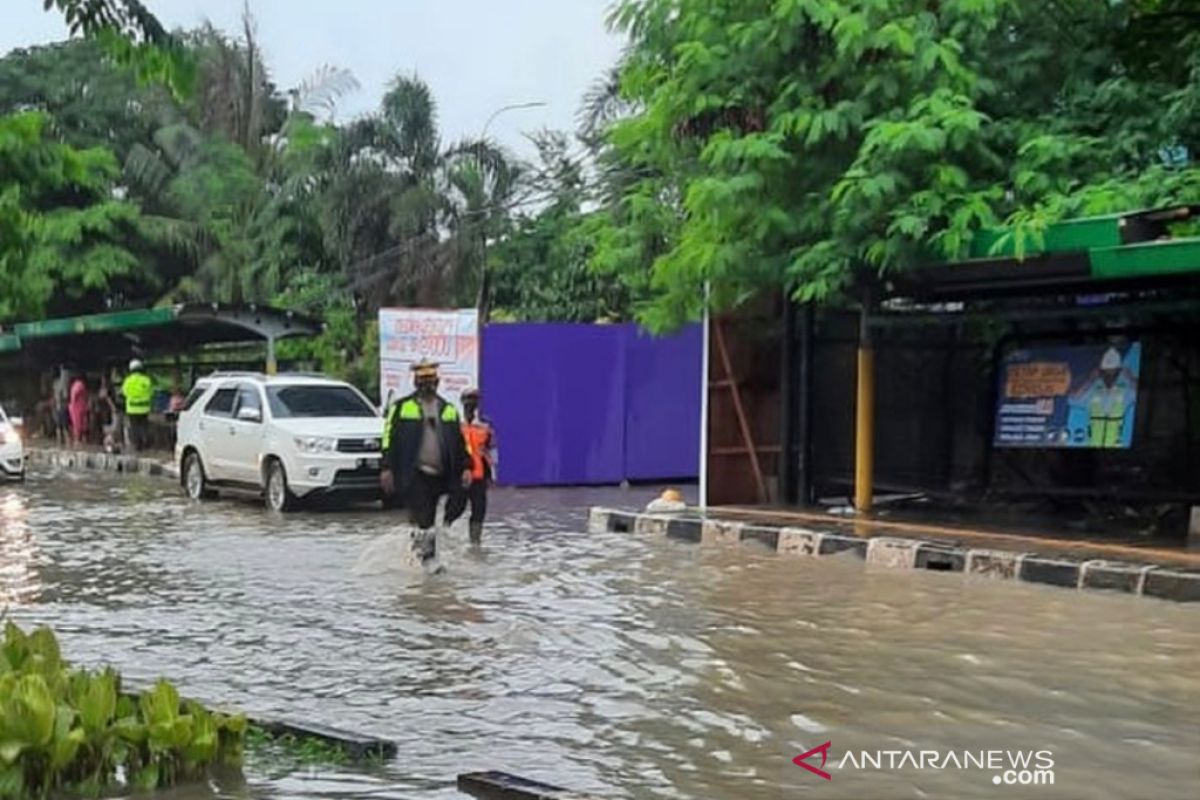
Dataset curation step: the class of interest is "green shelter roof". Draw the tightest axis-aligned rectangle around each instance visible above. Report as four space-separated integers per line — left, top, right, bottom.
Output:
13 307 176 339
0 304 320 361
897 205 1200 298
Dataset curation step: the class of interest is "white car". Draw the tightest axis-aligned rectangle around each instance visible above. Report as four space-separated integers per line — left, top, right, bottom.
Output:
0 403 25 481
175 372 384 511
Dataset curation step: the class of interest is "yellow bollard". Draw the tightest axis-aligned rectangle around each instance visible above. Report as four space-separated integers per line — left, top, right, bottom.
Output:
854 344 875 514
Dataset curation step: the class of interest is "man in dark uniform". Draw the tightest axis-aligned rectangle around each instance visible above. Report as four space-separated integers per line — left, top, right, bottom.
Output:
380 360 471 557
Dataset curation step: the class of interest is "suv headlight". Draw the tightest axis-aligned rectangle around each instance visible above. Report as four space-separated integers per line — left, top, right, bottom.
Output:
294 436 336 454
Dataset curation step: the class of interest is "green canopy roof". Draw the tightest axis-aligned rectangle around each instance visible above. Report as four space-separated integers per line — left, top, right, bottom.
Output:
13 307 176 339
0 304 320 360
899 205 1200 298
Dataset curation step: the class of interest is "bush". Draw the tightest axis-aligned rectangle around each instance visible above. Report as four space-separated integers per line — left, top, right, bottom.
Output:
0 621 246 799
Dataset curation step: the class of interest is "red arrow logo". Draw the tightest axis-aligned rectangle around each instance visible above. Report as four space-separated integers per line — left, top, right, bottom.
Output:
793 741 833 781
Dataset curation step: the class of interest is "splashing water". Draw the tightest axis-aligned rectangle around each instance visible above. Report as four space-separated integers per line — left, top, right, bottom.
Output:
354 527 444 575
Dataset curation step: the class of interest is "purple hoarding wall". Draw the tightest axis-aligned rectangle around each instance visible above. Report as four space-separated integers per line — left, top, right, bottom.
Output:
480 323 701 486
622 325 702 480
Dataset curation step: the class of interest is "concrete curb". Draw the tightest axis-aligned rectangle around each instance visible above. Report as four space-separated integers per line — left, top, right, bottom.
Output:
120 680 395 761
252 718 396 760
588 508 1200 604
458 771 601 799
27 446 177 481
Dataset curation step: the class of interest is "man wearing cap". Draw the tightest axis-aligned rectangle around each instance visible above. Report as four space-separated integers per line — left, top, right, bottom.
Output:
121 359 153 453
446 387 497 544
381 359 472 545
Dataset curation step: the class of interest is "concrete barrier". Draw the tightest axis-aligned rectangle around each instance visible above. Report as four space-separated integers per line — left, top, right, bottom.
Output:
590 508 1200 604
26 446 177 481
121 681 395 762
458 771 602 799
252 718 396 760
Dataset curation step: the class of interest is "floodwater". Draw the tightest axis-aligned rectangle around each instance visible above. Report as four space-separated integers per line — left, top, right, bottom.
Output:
1 469 1197 800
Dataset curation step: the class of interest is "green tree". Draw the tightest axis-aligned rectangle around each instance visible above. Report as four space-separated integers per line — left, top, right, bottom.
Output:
595 0 1200 331
43 0 194 96
0 112 152 320
0 39 172 159
117 11 354 306
320 74 523 311
490 131 636 322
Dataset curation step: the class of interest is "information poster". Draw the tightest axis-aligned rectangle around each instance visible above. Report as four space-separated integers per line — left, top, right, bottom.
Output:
994 343 1141 449
378 308 479 409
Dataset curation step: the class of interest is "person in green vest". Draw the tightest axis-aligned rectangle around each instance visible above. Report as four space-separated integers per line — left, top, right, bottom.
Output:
1071 347 1136 448
121 359 153 453
380 359 471 563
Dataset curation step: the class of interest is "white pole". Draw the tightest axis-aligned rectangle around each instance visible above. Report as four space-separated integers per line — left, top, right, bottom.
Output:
698 286 711 508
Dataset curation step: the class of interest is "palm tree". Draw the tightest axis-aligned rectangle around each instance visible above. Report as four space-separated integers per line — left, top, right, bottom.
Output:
121 11 358 306
324 73 524 312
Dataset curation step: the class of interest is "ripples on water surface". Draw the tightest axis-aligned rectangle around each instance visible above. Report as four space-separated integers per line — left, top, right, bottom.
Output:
1 470 1197 799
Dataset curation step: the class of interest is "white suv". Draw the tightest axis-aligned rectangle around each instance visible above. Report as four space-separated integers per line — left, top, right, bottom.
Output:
175 372 384 511
0 402 25 481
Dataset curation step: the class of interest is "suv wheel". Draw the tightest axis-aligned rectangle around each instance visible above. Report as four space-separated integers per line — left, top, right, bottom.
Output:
265 459 296 512
182 451 213 500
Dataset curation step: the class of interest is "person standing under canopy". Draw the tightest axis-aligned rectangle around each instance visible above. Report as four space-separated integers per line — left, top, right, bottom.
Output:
121 359 153 453
68 373 89 447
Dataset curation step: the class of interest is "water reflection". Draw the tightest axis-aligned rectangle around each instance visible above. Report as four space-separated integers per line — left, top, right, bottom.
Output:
5 472 1199 800
0 487 40 605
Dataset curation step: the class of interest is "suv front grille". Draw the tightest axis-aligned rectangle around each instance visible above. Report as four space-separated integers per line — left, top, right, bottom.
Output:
337 437 381 454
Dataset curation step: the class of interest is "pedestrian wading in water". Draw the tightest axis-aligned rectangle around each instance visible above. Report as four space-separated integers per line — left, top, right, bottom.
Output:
380 359 471 564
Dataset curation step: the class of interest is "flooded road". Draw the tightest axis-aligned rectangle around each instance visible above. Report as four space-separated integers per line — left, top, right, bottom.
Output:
1 469 1197 799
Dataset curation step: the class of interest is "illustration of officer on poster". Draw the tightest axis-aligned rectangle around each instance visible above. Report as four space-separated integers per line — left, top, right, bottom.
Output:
994 343 1141 449
1069 345 1140 448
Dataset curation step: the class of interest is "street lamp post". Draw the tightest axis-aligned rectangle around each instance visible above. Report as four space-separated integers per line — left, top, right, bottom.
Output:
475 101 546 322
481 101 547 142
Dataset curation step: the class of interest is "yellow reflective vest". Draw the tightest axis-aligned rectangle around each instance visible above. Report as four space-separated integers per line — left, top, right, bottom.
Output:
122 372 153 416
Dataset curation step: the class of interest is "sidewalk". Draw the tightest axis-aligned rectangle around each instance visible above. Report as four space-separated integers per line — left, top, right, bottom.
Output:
588 506 1200 603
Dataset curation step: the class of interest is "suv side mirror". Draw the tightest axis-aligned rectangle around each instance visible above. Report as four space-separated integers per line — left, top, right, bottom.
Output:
236 406 262 423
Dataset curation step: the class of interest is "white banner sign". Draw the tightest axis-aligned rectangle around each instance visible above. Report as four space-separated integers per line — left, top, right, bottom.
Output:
378 307 479 409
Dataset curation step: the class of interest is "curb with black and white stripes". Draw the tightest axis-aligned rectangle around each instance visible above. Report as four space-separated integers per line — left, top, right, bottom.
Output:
588 508 1200 603
27 447 177 480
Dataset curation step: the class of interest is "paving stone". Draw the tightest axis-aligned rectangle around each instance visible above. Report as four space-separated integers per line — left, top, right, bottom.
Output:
865 537 919 569
634 514 670 536
605 510 635 533
665 517 703 542
1019 556 1081 588
914 544 967 572
777 527 822 557
1079 561 1147 594
587 508 610 534
965 549 1022 580
701 519 743 545
740 525 780 550
1142 569 1200 603
818 534 868 558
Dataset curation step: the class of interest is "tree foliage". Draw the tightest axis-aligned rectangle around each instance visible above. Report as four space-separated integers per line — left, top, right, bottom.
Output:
592 0 1200 330
0 112 150 320
1 0 644 357
45 0 194 96
490 132 636 322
